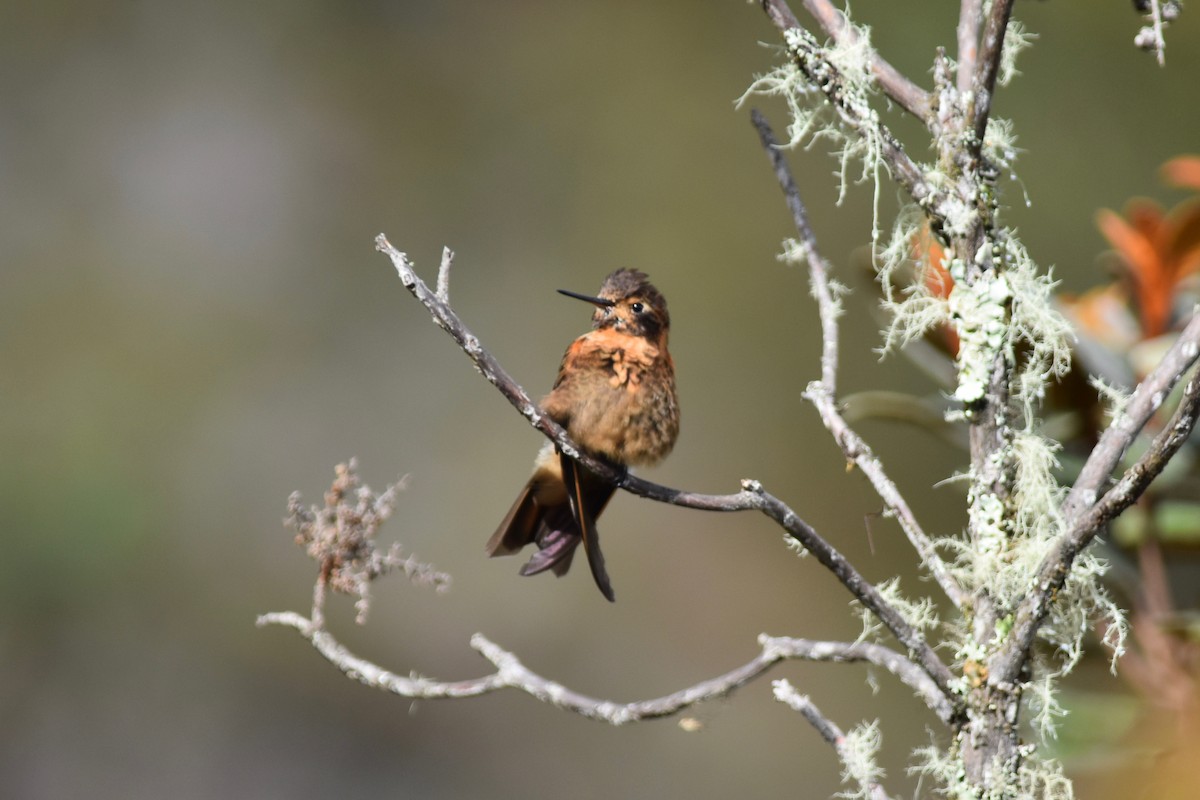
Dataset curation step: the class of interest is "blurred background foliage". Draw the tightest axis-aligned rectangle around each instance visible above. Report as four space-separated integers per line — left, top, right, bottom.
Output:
2 2 1198 798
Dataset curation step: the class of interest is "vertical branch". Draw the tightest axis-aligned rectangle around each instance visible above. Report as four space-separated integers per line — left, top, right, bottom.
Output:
970 0 1015 145
437 246 455 303
956 0 983 94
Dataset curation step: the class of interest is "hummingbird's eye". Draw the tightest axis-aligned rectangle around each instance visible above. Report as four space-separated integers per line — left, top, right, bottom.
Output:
630 302 645 314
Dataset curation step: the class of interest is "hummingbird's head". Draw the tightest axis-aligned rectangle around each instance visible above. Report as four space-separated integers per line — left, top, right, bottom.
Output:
558 269 670 341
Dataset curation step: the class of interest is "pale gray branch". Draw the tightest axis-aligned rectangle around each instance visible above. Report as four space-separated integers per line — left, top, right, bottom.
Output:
437 246 454 303
996 361 1200 682
257 609 953 725
1062 312 1200 524
970 0 1014 145
956 0 983 94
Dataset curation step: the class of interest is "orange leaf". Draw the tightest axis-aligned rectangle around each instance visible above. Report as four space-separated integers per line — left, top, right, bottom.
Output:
1097 208 1171 337
1164 197 1200 282
1161 155 1200 191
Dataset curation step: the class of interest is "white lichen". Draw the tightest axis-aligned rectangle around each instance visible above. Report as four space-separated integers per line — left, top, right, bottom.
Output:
1025 670 1067 742
982 117 1020 174
877 204 954 354
854 577 941 645
1002 242 1074 423
910 736 1076 800
1088 374 1131 422
839 720 886 800
948 264 1012 405
1011 432 1065 542
998 18 1035 87
739 18 887 242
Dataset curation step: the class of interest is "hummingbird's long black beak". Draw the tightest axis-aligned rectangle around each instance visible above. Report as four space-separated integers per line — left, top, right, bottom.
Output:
557 288 615 308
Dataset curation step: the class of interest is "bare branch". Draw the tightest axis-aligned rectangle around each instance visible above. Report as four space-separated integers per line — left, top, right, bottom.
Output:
749 110 837 391
760 636 955 723
258 608 954 726
956 0 983 94
763 0 931 121
773 680 893 800
375 234 961 709
996 362 1200 683
970 0 1015 146
1083 370 1200 529
750 110 967 610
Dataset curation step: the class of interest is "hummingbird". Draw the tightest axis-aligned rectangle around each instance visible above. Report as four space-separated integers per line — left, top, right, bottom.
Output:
485 269 679 602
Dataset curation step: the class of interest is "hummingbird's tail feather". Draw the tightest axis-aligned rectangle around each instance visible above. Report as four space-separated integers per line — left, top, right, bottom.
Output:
486 449 616 600
561 453 616 602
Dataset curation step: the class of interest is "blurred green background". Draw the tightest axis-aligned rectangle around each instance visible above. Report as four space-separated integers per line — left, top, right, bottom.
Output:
3 2 1197 798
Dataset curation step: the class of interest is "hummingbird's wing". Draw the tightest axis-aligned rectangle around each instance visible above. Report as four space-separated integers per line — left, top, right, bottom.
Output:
486 482 540 556
560 452 616 602
488 469 582 577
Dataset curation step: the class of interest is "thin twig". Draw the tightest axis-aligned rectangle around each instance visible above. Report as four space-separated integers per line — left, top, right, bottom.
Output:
772 679 893 800
749 110 967 610
375 234 961 709
763 0 931 121
749 110 838 392
1141 0 1168 66
995 365 1200 682
437 246 454 303
257 610 955 725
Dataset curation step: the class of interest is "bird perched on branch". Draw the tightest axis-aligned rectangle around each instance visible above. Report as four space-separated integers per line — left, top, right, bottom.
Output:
486 269 679 602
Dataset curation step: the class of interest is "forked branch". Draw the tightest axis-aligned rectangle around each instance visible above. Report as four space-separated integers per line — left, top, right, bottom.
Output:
997 352 1200 682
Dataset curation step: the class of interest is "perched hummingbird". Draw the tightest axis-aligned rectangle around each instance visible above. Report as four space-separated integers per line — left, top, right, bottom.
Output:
486 269 679 602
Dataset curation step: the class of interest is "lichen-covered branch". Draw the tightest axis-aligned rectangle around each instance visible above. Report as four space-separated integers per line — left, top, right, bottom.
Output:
762 0 931 121
757 4 936 209
1133 0 1183 66
997 360 1200 683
